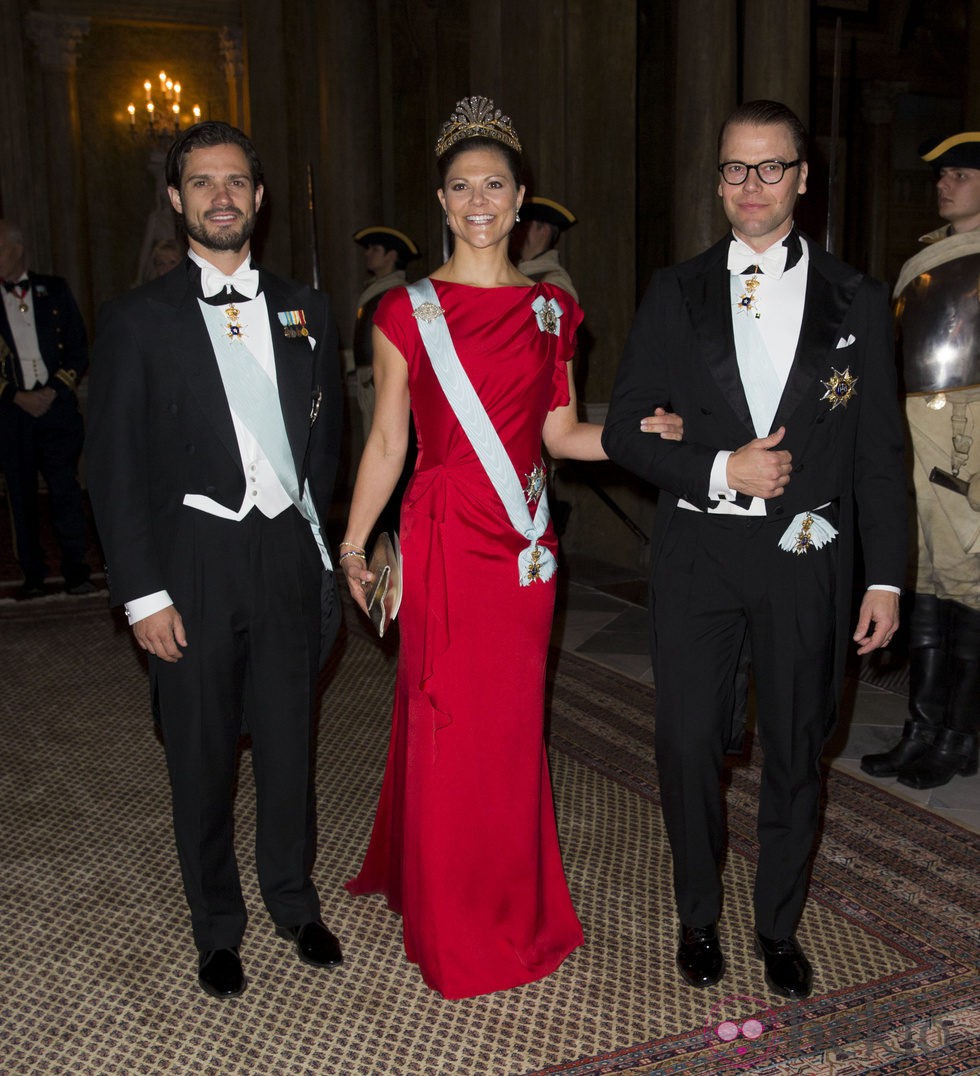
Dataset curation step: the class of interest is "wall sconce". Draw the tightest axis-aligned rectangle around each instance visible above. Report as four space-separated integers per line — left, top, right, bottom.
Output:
125 70 200 141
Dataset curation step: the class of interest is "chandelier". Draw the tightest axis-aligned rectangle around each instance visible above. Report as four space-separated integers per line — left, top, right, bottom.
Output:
125 70 201 141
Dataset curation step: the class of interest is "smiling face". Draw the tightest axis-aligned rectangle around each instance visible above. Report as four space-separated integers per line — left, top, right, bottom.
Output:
936 166 980 233
717 122 807 252
437 146 525 252
168 143 263 257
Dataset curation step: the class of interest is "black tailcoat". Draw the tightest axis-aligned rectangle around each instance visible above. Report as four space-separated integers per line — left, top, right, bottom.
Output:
85 258 343 949
602 233 907 935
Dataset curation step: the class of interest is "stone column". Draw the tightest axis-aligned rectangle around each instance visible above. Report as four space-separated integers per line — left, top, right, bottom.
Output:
741 0 810 121
673 0 737 261
861 81 898 282
219 27 246 130
24 13 91 307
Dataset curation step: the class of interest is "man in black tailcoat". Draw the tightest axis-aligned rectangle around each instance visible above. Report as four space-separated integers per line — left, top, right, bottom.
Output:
86 121 344 999
0 220 93 597
603 101 907 999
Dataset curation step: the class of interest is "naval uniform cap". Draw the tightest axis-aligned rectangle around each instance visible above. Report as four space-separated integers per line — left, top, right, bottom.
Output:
352 226 420 261
919 132 980 171
520 197 577 232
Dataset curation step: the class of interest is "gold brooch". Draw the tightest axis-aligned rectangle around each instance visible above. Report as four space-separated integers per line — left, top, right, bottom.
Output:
412 302 445 324
820 367 859 410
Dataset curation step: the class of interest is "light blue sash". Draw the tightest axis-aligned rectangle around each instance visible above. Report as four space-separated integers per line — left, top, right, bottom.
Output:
407 278 555 585
199 302 332 569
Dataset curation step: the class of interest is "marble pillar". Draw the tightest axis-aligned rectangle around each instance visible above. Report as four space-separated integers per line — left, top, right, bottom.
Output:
24 12 91 309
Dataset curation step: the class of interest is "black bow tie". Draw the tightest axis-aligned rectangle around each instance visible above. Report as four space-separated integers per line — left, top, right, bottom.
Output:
782 229 803 272
198 285 253 306
3 279 29 293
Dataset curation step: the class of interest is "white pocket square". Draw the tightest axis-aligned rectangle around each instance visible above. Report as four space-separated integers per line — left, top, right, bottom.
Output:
836 334 855 349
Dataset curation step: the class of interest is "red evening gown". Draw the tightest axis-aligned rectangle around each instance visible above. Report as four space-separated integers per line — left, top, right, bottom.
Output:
345 279 585 999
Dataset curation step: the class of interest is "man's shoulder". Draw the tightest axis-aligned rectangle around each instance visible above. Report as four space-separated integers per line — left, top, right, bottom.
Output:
28 271 73 297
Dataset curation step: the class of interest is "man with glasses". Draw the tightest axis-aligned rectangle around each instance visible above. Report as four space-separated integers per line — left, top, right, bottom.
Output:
604 101 906 999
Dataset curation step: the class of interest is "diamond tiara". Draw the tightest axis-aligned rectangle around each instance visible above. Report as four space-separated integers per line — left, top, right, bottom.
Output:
435 95 522 158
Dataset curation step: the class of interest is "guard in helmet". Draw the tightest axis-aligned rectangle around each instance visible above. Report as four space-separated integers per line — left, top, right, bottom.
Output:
862 132 980 790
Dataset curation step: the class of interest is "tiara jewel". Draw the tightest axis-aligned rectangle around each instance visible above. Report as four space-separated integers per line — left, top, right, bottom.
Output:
435 95 522 157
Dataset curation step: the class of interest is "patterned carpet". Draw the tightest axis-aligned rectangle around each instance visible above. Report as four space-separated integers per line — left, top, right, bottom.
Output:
0 600 977 1075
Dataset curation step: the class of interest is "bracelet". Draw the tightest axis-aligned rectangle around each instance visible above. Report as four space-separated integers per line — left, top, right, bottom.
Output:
339 549 367 562
339 541 365 552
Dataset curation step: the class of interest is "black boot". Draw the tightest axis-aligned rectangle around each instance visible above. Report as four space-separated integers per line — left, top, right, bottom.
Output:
898 601 980 790
861 595 948 778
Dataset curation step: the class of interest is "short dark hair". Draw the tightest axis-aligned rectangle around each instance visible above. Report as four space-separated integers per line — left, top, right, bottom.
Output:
718 100 808 162
165 120 264 190
437 136 524 188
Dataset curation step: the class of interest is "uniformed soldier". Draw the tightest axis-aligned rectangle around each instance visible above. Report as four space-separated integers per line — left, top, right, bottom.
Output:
515 196 579 301
861 132 980 790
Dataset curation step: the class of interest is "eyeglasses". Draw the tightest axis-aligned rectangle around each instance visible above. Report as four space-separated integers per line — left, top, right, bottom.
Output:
718 160 802 185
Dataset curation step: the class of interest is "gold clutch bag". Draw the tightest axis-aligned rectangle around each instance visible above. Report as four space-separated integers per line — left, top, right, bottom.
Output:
365 531 403 638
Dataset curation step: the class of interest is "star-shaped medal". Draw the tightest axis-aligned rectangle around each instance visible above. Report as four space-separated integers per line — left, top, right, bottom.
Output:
820 367 858 410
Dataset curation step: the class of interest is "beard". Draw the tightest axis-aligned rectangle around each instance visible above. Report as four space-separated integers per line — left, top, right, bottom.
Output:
183 209 256 253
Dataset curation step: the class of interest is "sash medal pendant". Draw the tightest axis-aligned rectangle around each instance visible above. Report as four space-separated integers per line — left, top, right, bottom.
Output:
736 271 761 318
278 309 309 339
223 301 245 341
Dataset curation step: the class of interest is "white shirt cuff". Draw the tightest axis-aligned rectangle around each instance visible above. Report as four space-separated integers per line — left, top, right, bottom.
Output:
867 585 901 595
708 450 737 500
125 590 174 624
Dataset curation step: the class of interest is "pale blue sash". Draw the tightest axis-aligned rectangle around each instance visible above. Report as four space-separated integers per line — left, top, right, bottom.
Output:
199 302 332 569
406 278 555 585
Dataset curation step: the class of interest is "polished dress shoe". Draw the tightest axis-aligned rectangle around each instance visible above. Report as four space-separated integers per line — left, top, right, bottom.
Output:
276 920 343 968
676 922 724 987
198 947 246 999
755 933 812 998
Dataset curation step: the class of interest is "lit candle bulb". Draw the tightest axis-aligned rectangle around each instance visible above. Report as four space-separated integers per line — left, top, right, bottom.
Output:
127 103 136 125
147 101 155 127
159 71 167 84
193 105 201 119
144 80 152 102
173 82 181 103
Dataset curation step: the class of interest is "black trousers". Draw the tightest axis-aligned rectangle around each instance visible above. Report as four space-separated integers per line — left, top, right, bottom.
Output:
0 396 89 586
150 506 324 951
651 508 837 939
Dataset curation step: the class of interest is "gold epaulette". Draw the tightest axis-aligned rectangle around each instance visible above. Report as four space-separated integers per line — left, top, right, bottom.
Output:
55 368 78 392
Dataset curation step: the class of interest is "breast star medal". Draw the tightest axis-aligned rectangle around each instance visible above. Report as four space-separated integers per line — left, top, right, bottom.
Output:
820 367 859 410
224 302 245 341
735 274 761 318
523 463 546 504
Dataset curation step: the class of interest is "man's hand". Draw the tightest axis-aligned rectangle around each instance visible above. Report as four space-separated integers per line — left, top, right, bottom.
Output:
726 426 792 499
640 407 684 441
14 387 56 418
133 605 187 662
853 589 900 656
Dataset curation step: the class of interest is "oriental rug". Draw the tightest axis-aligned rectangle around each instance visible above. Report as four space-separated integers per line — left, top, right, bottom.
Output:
0 600 976 1075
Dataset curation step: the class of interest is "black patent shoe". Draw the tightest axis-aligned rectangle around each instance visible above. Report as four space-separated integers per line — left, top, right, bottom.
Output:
860 719 938 777
198 947 246 998
676 922 724 987
755 933 813 999
897 728 979 790
276 920 343 968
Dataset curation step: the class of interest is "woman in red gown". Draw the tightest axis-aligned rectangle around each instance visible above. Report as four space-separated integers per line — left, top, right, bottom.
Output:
340 97 681 999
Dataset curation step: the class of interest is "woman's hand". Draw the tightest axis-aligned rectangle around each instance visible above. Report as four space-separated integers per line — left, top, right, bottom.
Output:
640 407 684 441
339 549 374 615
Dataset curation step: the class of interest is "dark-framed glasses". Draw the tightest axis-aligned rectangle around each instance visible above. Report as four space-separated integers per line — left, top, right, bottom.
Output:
718 159 802 185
